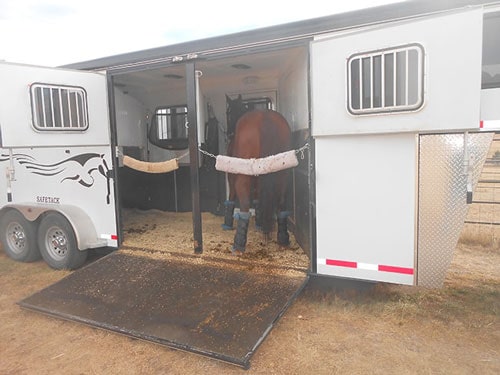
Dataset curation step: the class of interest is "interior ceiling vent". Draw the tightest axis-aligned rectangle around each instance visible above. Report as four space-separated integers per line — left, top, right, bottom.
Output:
164 74 184 79
231 63 251 70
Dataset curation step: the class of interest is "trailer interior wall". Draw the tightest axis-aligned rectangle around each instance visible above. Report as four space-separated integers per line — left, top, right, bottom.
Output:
114 89 148 160
112 45 312 258
113 46 309 161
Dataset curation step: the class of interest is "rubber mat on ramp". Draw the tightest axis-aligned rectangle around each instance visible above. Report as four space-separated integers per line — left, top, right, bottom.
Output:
19 249 308 368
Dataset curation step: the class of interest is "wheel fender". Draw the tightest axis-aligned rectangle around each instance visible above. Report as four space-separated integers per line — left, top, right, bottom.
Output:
1 204 105 250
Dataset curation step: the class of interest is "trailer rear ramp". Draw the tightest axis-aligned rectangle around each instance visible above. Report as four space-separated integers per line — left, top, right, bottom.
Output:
18 248 308 369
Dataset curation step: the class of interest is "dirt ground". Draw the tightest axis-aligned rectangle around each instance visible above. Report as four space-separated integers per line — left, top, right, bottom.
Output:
0 211 499 374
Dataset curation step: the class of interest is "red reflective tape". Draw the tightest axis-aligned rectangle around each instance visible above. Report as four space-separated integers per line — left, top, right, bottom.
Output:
378 265 414 275
326 259 357 268
111 234 118 240
480 120 484 128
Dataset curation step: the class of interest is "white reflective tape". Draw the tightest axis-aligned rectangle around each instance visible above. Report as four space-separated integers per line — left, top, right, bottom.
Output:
481 120 500 130
319 258 414 275
357 262 378 271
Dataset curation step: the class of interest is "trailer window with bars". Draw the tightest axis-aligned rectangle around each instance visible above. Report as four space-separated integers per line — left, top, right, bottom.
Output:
30 83 89 130
148 105 189 150
347 44 424 115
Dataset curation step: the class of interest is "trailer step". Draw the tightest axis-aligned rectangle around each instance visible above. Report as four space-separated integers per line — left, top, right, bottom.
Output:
18 249 308 369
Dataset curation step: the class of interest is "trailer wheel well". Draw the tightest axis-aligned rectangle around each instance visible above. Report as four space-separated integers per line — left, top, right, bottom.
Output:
0 204 104 251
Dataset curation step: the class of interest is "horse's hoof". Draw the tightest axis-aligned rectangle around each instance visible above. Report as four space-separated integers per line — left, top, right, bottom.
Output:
231 246 245 256
221 224 234 230
278 237 290 247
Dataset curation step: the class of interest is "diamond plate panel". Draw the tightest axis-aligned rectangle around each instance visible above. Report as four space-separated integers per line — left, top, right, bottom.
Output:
418 132 493 288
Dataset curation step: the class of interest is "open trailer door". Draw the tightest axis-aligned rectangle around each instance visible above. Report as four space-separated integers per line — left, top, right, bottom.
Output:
311 7 484 285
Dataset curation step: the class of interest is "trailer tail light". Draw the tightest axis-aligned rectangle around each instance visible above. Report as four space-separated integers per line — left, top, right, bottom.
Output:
101 234 118 241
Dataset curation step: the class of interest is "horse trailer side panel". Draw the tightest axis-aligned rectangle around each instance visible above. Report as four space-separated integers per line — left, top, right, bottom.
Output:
5 146 118 248
0 62 110 148
315 133 416 285
311 7 483 136
417 132 493 288
0 61 118 250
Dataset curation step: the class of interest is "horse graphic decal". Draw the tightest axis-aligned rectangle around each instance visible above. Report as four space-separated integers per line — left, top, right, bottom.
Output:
0 152 112 204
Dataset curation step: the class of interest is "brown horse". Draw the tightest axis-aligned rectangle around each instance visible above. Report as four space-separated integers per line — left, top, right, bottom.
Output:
223 104 292 254
222 95 250 231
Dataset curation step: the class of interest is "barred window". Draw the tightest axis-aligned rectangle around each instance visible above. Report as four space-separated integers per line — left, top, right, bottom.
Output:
155 106 188 140
347 44 424 115
148 105 189 150
30 83 88 130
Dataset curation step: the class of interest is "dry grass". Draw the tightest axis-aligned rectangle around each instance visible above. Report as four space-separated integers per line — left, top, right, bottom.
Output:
2 141 500 373
460 224 500 248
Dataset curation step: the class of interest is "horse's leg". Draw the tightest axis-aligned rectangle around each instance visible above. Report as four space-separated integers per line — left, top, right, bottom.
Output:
252 177 262 231
222 173 236 230
276 171 290 246
232 174 252 254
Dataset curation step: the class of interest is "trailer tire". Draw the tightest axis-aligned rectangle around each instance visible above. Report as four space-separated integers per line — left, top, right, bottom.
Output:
37 212 87 270
0 209 41 262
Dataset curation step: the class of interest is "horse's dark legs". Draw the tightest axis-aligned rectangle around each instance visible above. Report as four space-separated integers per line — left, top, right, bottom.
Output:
222 200 235 230
232 175 252 254
233 211 250 253
253 178 262 230
222 174 236 230
277 211 290 246
253 199 262 230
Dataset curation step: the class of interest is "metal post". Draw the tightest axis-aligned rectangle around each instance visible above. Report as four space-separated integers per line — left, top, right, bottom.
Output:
186 63 203 254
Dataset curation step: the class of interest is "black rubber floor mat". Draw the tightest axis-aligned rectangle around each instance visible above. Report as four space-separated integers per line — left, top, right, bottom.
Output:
19 250 307 368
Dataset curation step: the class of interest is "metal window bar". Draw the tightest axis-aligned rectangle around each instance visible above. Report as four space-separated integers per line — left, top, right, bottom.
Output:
381 53 385 108
167 113 172 139
369 57 372 109
358 57 363 111
76 92 83 127
40 87 47 128
50 88 56 128
393 52 397 109
416 52 421 106
58 89 64 127
349 59 356 110
65 90 71 127
75 92 80 128
405 49 409 106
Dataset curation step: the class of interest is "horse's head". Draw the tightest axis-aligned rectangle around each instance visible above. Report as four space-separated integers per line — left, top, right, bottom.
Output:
226 94 248 140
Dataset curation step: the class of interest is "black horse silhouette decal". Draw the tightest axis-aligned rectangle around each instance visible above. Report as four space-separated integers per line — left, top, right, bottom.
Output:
0 152 112 204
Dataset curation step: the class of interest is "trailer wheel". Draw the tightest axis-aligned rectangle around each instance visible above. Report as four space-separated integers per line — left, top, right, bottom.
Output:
37 212 87 270
0 209 41 262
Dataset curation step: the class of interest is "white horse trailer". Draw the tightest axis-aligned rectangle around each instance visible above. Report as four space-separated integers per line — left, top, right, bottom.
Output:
0 66 118 269
1 0 500 290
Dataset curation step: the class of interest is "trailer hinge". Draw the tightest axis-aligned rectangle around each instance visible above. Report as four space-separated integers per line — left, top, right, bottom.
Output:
6 149 15 182
6 165 15 181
